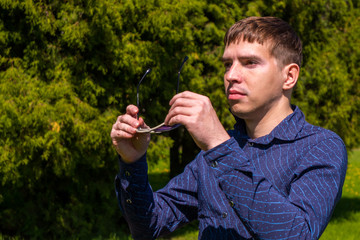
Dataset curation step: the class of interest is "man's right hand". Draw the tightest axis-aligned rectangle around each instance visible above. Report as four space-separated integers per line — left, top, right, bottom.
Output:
110 105 150 164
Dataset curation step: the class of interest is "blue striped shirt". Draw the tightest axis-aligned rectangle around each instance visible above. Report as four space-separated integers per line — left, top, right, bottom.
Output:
115 106 347 239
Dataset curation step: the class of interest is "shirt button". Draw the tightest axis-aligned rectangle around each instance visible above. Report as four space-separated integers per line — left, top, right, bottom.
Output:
211 161 218 168
126 199 132 204
229 200 235 208
125 171 131 177
222 212 228 218
248 142 254 147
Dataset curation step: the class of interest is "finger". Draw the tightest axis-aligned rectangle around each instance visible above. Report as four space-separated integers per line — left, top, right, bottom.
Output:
167 98 195 116
126 104 139 118
167 114 195 127
117 114 140 128
164 106 194 125
111 129 134 140
110 127 134 141
137 117 149 129
169 91 200 105
113 121 137 135
168 94 210 117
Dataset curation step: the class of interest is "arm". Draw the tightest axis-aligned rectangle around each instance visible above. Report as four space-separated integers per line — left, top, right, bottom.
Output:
210 136 347 239
115 154 199 239
111 104 199 239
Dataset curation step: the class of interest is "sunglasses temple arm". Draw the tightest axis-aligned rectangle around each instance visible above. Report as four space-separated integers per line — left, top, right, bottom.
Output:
136 68 152 119
177 56 189 93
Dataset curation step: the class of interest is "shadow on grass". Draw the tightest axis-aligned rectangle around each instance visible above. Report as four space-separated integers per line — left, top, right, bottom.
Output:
331 197 360 221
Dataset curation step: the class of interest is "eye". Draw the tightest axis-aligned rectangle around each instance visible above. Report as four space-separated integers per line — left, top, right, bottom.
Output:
245 60 258 66
223 62 232 71
241 59 260 69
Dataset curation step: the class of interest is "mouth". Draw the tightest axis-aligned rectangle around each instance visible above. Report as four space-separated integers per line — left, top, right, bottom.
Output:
227 88 247 100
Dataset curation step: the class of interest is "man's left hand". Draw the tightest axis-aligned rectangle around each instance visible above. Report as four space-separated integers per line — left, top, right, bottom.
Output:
164 91 230 151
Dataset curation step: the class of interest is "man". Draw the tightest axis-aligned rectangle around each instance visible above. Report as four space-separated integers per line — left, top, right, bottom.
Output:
111 17 347 239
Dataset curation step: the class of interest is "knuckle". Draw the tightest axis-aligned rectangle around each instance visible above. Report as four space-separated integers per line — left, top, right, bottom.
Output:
173 107 180 115
117 131 123 138
117 130 128 138
170 115 179 124
197 99 206 108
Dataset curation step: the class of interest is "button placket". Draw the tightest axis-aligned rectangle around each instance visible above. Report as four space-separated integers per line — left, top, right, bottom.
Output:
211 161 218 168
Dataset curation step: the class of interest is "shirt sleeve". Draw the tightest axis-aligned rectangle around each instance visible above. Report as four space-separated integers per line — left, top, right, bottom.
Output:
115 154 198 239
203 136 347 240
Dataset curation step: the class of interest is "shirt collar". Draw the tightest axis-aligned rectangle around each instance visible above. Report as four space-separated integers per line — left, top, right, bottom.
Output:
232 105 306 145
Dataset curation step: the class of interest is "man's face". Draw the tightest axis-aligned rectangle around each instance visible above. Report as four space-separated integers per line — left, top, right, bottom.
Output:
222 40 286 120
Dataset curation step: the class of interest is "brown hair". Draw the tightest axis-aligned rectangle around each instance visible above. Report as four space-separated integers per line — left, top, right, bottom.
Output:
224 16 303 68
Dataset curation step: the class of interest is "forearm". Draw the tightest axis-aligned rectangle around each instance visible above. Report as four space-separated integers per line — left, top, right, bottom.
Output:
115 155 198 239
115 155 157 239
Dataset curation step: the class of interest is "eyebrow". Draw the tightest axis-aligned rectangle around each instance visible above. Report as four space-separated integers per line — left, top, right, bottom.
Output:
221 55 263 63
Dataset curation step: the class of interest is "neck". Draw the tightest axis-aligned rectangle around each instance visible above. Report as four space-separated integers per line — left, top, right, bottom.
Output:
245 101 293 139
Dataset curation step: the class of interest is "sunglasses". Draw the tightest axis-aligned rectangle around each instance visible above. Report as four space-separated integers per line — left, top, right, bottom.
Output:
136 56 189 134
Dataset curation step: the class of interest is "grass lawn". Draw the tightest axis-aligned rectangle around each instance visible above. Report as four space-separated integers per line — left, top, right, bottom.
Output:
320 149 360 240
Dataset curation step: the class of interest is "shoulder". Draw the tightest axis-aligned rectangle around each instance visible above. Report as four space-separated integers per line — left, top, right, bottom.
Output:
299 121 345 147
296 122 347 168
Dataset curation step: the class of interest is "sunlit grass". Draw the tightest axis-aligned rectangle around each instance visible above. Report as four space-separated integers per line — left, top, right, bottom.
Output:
320 149 360 240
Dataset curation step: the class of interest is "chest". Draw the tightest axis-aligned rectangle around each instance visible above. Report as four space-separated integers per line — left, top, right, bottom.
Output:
242 140 302 196
196 140 303 209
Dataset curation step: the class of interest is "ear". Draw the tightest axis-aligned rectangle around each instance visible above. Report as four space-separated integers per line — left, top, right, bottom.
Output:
282 63 299 91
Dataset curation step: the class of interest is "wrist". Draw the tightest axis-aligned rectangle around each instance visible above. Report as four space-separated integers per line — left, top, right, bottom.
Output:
118 152 147 165
118 150 146 164
201 130 230 151
206 136 231 151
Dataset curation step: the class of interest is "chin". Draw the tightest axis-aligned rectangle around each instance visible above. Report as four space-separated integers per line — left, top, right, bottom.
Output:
230 105 246 117
229 104 254 120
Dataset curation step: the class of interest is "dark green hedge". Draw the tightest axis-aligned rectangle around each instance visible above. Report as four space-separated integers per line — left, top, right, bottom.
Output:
0 0 359 238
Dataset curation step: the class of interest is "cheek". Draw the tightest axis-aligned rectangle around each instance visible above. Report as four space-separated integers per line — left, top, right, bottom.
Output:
253 79 283 104
223 77 229 91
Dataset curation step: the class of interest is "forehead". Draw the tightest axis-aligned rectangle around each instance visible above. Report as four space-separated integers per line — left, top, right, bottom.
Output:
222 40 273 59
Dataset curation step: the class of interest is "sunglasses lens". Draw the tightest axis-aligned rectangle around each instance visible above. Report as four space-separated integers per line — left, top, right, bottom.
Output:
153 124 181 133
136 123 181 134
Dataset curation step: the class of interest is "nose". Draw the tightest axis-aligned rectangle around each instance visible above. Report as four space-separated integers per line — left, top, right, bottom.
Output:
225 62 242 83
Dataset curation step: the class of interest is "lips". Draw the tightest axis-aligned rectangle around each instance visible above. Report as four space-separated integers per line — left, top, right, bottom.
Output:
227 88 247 100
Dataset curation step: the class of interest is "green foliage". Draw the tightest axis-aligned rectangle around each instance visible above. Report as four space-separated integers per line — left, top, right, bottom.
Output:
147 135 173 169
0 0 359 238
288 0 360 148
